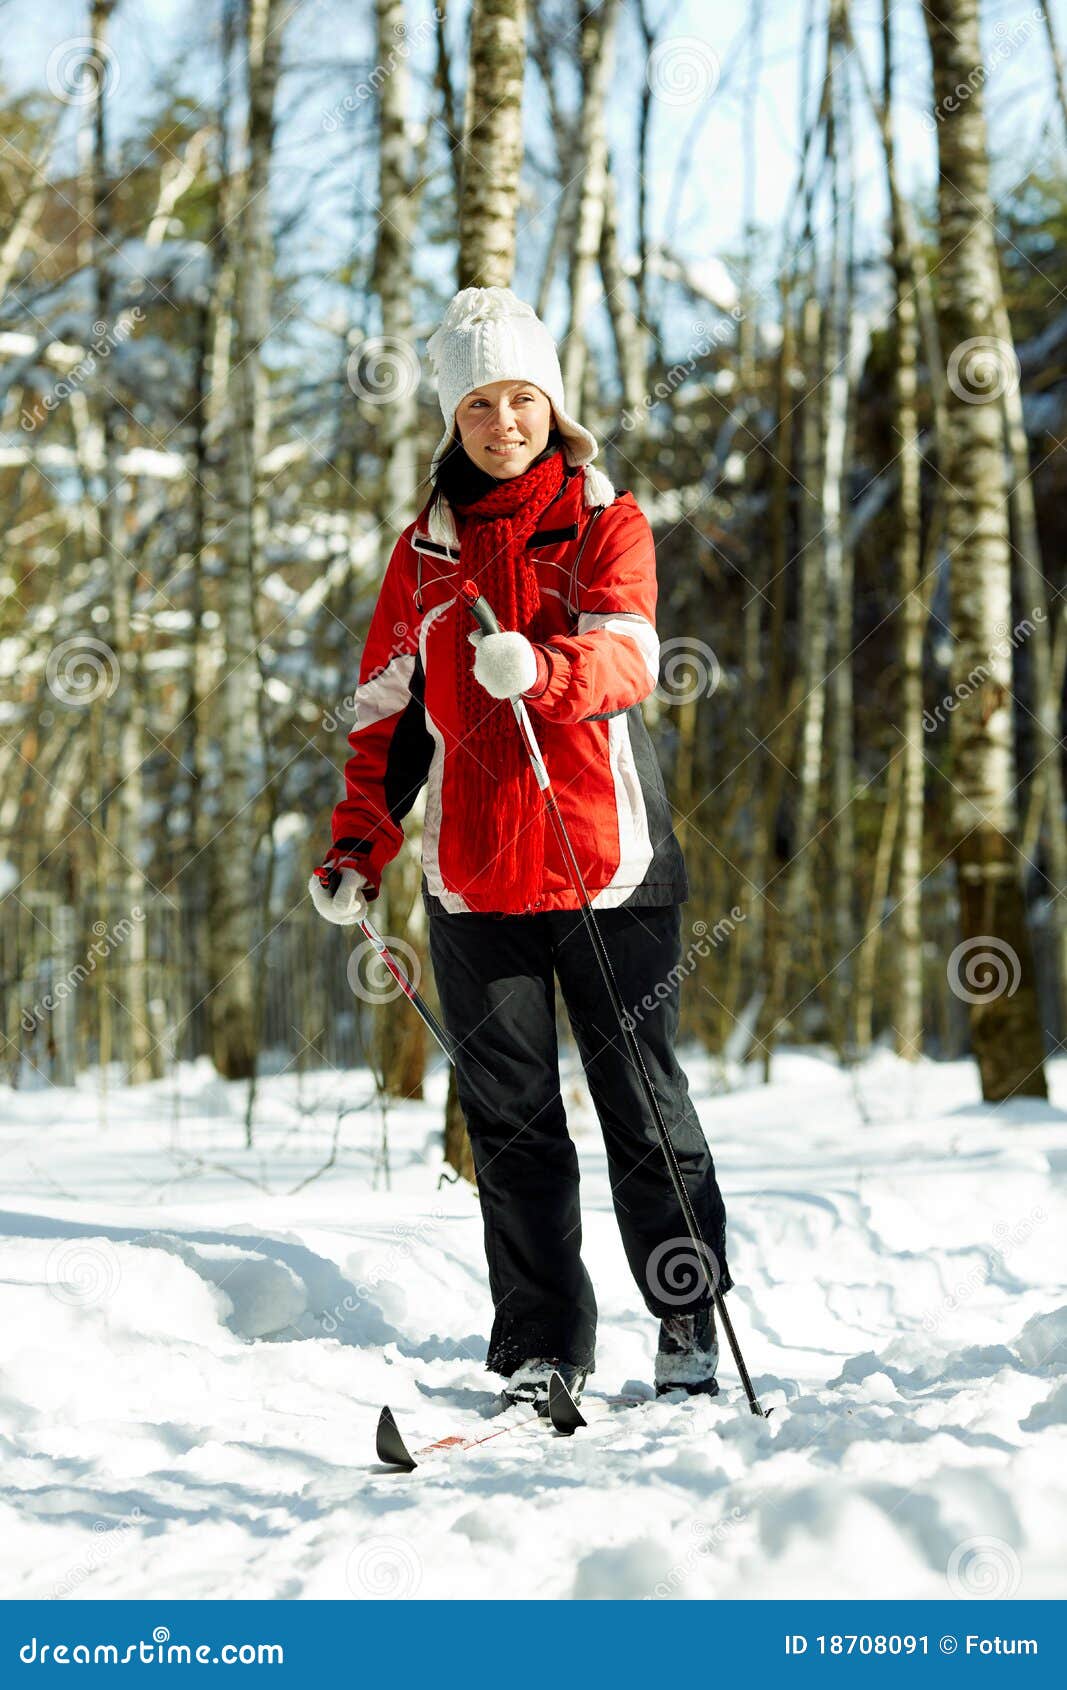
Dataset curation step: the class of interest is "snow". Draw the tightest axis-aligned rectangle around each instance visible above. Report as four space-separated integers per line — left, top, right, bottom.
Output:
0 1046 1064 1601
118 447 184 480
0 440 185 480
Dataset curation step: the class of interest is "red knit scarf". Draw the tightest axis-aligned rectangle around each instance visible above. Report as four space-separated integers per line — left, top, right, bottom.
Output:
448 448 566 910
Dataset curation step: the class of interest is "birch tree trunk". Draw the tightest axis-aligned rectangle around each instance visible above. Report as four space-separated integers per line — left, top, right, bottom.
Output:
1022 618 1067 863
1040 4 1067 138
0 117 59 299
529 5 576 315
756 273 798 1078
782 288 828 1027
561 0 620 401
458 0 527 288
823 0 856 1057
373 0 426 1102
883 0 925 1060
434 0 463 209
854 750 904 1048
921 0 1047 1100
736 5 766 1022
185 0 236 971
848 0 930 1056
598 164 646 428
374 0 418 546
207 0 288 1082
89 0 154 1083
634 0 656 335
759 0 826 1065
988 276 1067 1025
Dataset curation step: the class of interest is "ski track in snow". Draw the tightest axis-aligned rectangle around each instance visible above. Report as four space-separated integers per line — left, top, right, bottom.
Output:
1 1047 1065 1600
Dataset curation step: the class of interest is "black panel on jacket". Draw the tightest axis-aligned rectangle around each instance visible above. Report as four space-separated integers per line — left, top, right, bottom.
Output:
383 652 434 825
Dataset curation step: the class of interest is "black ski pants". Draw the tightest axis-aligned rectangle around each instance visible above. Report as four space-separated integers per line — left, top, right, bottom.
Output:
427 900 732 1378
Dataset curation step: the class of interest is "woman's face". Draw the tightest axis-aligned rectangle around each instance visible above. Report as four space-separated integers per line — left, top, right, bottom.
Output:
454 380 554 479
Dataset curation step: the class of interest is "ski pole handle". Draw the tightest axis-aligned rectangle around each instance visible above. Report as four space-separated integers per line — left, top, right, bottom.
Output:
461 580 501 637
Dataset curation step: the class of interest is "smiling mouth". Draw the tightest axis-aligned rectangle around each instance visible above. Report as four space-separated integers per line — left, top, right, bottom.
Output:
486 442 525 453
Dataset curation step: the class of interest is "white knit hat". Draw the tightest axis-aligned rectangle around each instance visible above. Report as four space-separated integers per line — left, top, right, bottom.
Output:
424 286 614 546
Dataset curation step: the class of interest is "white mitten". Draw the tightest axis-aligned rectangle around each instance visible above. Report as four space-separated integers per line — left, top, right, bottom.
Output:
308 867 368 926
468 629 539 699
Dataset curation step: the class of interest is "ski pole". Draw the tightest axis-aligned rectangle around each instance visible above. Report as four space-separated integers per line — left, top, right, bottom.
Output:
463 581 766 1418
315 865 458 1067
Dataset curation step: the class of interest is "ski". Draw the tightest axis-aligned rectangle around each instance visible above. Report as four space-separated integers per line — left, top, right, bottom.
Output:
547 1371 744 1434
375 1400 547 1470
376 1372 690 1468
547 1368 587 1435
547 1372 657 1435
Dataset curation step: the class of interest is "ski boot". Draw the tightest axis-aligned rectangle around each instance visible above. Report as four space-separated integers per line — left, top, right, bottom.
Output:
654 1307 719 1397
502 1359 588 1417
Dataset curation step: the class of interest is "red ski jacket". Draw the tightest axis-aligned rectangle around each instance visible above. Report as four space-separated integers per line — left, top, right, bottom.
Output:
319 465 688 915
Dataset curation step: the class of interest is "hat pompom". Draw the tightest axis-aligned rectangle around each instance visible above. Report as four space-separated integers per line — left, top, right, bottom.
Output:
426 286 538 376
443 286 537 331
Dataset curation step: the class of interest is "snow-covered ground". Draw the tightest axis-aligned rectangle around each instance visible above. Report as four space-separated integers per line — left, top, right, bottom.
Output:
1 1044 1065 1601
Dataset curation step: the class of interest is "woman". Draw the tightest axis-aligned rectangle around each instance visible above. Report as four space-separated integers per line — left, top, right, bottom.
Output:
310 286 732 1412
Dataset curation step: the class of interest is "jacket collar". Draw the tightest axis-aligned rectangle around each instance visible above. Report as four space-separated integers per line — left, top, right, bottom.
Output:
412 464 585 560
